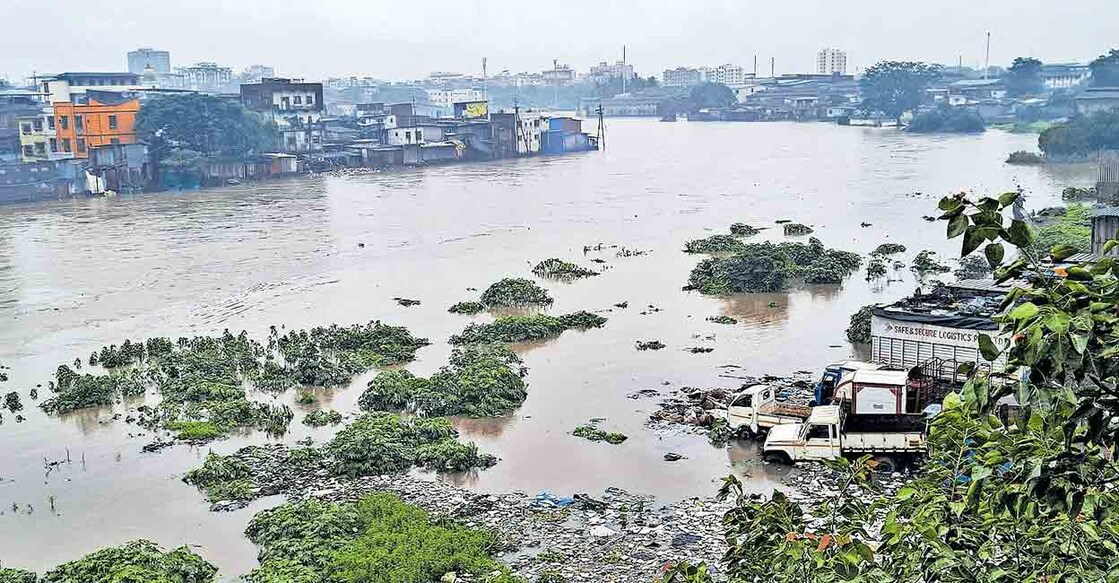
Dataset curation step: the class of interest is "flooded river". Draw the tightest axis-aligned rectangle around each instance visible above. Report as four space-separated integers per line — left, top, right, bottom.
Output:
0 120 1093 575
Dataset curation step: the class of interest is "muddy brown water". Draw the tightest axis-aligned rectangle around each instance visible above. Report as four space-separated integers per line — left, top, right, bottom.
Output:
0 120 1092 575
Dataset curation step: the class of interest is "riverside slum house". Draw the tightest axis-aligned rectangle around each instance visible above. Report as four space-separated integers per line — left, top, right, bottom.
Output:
689 74 860 122
339 99 597 167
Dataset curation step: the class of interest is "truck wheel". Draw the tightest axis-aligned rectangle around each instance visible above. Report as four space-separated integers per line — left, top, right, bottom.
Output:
871 455 897 474
763 451 792 465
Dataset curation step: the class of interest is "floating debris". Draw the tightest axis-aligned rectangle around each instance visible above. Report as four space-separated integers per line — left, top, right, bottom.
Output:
635 340 666 351
705 315 737 325
393 297 421 307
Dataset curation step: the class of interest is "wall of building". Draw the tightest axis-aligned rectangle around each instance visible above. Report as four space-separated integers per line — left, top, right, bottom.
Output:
53 96 140 159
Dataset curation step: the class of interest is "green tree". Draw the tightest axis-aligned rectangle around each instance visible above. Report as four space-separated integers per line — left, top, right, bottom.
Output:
1004 57 1044 96
137 94 278 158
662 189 1119 582
859 61 942 123
687 82 737 112
1089 48 1119 87
1039 108 1119 159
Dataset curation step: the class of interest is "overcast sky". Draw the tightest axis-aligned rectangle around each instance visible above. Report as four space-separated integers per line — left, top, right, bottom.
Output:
2 0 1115 83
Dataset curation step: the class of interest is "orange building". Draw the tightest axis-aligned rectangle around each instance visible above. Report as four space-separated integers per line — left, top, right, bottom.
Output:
53 91 140 159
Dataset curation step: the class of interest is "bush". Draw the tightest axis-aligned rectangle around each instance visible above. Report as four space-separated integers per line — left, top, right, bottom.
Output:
1039 109 1119 159
687 239 860 294
40 540 217 583
907 107 986 133
450 312 607 345
448 301 486 315
40 367 145 414
361 345 527 418
729 223 759 237
782 223 814 236
166 420 223 441
479 278 553 307
683 235 745 254
414 440 496 472
532 258 598 279
1006 150 1044 165
302 410 343 427
846 305 875 344
1061 186 1097 202
244 494 516 583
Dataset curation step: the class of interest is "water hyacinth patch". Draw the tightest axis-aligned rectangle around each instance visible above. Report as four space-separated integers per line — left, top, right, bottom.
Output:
872 243 907 256
478 278 553 307
686 238 860 294
449 311 607 345
39 540 218 583
683 235 746 254
730 223 760 237
448 301 487 315
532 258 599 279
302 409 344 427
572 422 628 444
783 223 814 236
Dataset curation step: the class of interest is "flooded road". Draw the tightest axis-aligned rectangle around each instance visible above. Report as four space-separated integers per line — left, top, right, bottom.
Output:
0 120 1092 575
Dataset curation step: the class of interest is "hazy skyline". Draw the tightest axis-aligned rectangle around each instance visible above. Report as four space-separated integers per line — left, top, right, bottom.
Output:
3 0 1115 83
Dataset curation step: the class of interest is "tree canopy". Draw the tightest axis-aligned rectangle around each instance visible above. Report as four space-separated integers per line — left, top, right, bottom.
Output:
1090 48 1119 87
687 82 737 112
137 93 278 158
1005 57 1044 96
859 61 942 122
1038 108 1119 159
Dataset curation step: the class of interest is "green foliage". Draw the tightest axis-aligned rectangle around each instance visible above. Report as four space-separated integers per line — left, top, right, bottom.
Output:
40 367 145 414
782 223 814 236
1032 203 1091 255
687 238 860 294
166 420 222 441
479 278 553 307
1039 109 1119 159
572 423 628 444
244 494 519 583
414 439 495 472
910 250 951 277
953 255 993 280
1089 48 1119 87
729 223 759 237
0 569 37 583
3 391 22 413
537 570 568 583
449 312 606 345
860 61 942 122
359 345 527 417
183 451 254 501
326 413 488 477
846 305 875 344
137 93 278 157
40 540 217 583
1005 57 1044 96
687 82 737 112
531 258 598 279
906 106 985 133
706 315 738 325
1005 150 1044 165
296 390 316 405
1062 186 1097 202
275 322 430 387
448 301 487 315
872 243 906 256
683 235 745 254
302 409 343 427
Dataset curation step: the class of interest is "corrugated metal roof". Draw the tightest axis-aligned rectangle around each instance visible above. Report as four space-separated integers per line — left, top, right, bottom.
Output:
948 278 1020 294
1091 206 1119 217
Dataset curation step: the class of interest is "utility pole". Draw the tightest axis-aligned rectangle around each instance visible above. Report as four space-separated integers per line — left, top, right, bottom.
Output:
595 104 606 151
621 45 627 94
770 57 775 78
753 54 758 76
984 31 991 79
553 58 559 110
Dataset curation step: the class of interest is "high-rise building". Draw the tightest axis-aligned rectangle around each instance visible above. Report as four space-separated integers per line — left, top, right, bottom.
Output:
127 48 171 75
817 48 847 75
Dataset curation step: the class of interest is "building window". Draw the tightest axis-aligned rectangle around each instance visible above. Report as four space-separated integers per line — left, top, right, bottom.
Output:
22 145 33 158
75 115 84 133
47 116 54 130
77 138 86 153
108 115 118 129
62 138 71 152
20 123 31 135
294 95 302 105
415 129 423 141
405 131 412 142
59 116 69 130
306 94 314 105
49 138 58 152
32 119 43 132
34 143 46 155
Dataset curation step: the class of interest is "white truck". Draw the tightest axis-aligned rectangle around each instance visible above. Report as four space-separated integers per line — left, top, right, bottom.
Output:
762 405 927 473
725 384 811 436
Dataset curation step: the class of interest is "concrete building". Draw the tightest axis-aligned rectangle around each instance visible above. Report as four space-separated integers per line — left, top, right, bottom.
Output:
178 62 233 92
41 72 140 103
1040 63 1091 90
16 106 65 162
241 78 325 153
51 91 141 159
1076 88 1119 115
816 48 848 75
384 125 444 145
1 90 42 164
663 67 703 87
427 88 486 117
588 61 634 83
699 64 748 87
542 65 575 86
127 48 171 75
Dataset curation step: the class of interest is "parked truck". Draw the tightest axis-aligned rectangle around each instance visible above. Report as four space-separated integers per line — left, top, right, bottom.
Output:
725 384 811 436
762 405 927 472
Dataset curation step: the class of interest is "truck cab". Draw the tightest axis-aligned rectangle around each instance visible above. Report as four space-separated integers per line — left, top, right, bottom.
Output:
762 405 927 471
762 406 842 462
813 360 882 406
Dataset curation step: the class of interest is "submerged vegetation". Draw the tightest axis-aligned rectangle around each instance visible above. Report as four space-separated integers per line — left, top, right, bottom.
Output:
572 422 628 444
910 250 951 277
26 540 218 583
302 409 344 427
845 305 875 344
243 494 519 583
37 324 429 441
532 258 599 279
479 278 554 307
360 345 528 417
782 223 814 236
448 301 487 315
729 223 760 237
449 312 607 345
1005 150 1044 165
683 235 745 254
686 237 861 294
1032 202 1091 255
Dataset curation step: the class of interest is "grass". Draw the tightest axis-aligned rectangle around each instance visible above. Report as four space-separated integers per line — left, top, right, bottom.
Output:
166 420 223 440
